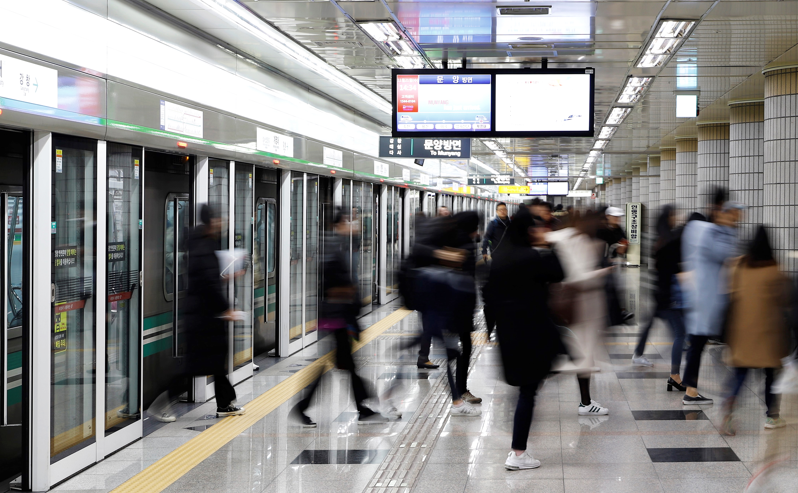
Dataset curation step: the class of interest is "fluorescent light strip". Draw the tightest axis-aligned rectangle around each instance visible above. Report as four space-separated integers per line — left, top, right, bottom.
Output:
617 77 652 104
198 0 392 113
606 107 631 125
471 157 496 174
598 126 617 139
637 19 696 68
360 21 426 69
593 140 608 149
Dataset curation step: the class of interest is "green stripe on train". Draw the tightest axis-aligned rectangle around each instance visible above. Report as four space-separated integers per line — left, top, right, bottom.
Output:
144 311 173 331
143 335 173 358
7 351 21 370
7 386 21 406
255 287 265 298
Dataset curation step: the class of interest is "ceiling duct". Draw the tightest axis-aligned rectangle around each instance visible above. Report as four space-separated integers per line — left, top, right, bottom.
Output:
497 5 551 16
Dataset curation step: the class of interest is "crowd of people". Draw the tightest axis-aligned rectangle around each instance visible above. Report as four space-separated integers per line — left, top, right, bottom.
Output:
399 188 797 471
150 191 797 474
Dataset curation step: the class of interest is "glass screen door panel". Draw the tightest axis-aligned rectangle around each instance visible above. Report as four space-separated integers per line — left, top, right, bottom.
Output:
233 166 253 369
164 195 190 357
254 198 276 355
105 144 142 434
288 172 303 345
50 135 97 462
304 176 319 340
386 188 393 297
208 161 229 251
361 184 373 312
393 190 401 295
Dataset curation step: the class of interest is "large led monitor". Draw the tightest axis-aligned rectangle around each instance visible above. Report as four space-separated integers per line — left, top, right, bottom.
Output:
547 181 569 196
392 68 595 138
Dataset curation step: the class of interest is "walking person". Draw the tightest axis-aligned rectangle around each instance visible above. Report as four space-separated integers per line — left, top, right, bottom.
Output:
489 207 565 470
630 205 688 392
481 201 510 260
185 204 245 417
720 226 791 434
293 210 397 427
548 210 613 416
452 211 482 405
681 201 745 405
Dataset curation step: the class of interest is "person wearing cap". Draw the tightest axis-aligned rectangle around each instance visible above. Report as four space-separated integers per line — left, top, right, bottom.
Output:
598 206 634 324
680 200 745 405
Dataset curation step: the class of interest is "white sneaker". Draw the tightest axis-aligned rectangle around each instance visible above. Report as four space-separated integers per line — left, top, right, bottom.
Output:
381 406 403 420
505 451 541 470
152 412 176 423
632 355 653 367
578 415 609 430
451 402 482 417
578 400 609 416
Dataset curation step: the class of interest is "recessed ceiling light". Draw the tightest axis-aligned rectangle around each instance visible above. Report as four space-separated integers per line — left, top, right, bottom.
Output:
636 19 696 68
606 107 631 125
617 76 653 104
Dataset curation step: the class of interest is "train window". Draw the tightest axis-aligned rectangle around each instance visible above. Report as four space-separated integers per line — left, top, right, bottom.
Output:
267 200 276 275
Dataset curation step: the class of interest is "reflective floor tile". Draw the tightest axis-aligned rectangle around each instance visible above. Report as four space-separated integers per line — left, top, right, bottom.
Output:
632 410 709 421
608 353 663 359
290 449 389 465
615 372 674 379
564 478 664 493
464 479 565 493
646 447 741 462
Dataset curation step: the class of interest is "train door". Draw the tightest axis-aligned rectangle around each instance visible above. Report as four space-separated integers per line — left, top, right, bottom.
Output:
0 128 27 492
372 184 380 305
253 168 278 359
141 152 192 421
352 181 373 315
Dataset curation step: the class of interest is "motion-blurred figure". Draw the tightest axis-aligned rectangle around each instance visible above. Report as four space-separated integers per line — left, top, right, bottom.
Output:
293 209 399 427
549 210 613 416
489 207 565 470
681 200 745 405
720 226 790 435
598 207 634 324
631 205 687 391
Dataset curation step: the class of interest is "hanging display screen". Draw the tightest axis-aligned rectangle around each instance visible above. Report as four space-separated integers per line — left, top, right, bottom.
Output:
392 68 594 138
395 73 492 134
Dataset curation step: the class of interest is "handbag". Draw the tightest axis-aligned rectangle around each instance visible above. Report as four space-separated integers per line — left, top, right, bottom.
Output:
717 259 742 343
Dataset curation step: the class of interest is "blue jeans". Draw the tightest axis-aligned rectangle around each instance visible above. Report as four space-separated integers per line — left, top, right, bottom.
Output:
727 367 779 418
635 309 686 374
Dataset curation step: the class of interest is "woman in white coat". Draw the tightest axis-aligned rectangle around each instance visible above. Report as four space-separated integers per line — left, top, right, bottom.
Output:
549 210 613 416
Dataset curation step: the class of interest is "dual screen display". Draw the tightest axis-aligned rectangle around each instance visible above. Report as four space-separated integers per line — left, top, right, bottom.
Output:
393 69 594 137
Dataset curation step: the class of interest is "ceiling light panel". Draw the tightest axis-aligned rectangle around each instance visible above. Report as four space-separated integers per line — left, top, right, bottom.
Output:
636 19 696 68
617 77 652 104
359 21 427 69
606 107 631 125
598 127 617 139
592 140 608 149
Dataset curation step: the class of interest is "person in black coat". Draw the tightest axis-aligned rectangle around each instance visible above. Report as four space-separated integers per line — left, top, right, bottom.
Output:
184 204 245 417
631 204 687 392
489 206 565 470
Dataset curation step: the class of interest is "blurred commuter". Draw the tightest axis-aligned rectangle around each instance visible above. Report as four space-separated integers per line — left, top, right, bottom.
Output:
539 201 561 230
452 211 482 404
293 209 398 427
681 200 745 405
631 205 687 391
489 206 565 470
599 207 634 324
549 211 613 416
413 213 481 416
438 205 451 217
721 226 790 434
481 202 510 260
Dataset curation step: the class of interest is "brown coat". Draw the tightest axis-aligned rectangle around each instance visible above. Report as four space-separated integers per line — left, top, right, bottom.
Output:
726 261 791 368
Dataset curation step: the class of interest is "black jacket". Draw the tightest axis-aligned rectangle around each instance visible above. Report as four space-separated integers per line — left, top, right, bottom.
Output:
185 227 230 375
653 232 682 311
482 217 510 256
489 243 565 386
319 231 359 324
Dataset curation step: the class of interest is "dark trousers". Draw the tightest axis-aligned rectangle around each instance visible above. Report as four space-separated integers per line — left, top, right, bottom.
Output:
728 367 780 418
297 328 371 415
213 372 237 408
635 309 686 374
418 331 433 363
422 310 462 402
606 272 624 325
457 331 472 394
512 380 543 451
682 334 710 389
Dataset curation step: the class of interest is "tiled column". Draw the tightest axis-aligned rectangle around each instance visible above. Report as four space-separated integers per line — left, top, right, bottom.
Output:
632 167 641 203
729 100 764 245
697 122 730 210
647 156 660 264
764 66 798 274
660 147 676 206
638 164 649 260
675 138 698 221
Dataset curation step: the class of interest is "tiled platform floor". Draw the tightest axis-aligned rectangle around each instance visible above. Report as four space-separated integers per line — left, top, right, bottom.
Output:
50 273 798 493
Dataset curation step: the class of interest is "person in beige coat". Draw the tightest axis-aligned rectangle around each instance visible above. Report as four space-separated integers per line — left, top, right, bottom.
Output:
548 210 613 416
721 226 791 435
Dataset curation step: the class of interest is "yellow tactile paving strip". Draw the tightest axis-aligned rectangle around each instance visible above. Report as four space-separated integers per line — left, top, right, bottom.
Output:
112 308 413 493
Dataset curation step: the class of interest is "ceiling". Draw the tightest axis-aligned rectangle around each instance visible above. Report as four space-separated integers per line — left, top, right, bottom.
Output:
143 0 798 188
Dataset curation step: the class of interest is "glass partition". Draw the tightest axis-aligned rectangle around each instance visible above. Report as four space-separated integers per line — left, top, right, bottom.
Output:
50 135 96 462
104 143 142 434
289 172 303 343
386 187 393 296
305 176 319 338
233 165 253 369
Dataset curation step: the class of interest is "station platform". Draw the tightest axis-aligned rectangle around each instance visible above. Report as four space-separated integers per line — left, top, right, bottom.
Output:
50 277 795 493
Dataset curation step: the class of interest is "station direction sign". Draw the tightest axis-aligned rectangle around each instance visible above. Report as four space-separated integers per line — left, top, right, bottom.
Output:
467 176 515 186
498 185 530 194
379 137 471 159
